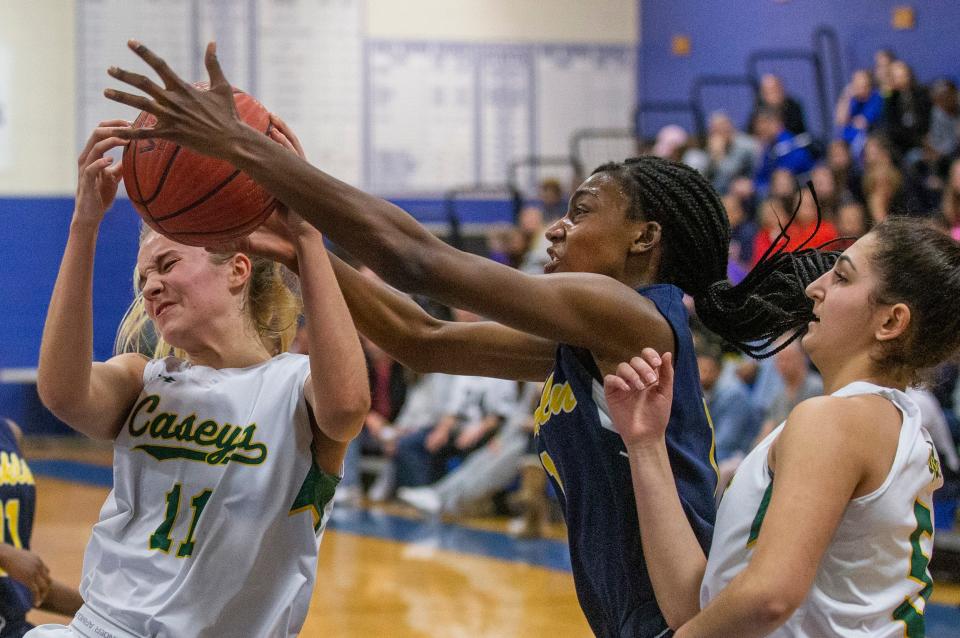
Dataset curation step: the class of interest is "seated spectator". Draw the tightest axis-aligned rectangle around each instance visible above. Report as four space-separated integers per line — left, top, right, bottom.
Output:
754 340 823 443
703 112 758 194
881 60 932 162
696 341 758 475
722 193 757 282
751 197 787 266
394 332 520 489
835 69 884 158
396 383 539 517
809 164 840 220
752 189 838 265
826 139 865 203
753 107 815 197
834 199 870 245
926 79 960 180
517 206 552 274
538 177 567 221
750 73 808 136
941 158 960 241
874 48 897 98
862 134 907 223
367 372 458 502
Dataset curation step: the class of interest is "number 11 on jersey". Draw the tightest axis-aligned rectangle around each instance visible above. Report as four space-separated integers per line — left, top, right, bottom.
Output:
149 483 213 558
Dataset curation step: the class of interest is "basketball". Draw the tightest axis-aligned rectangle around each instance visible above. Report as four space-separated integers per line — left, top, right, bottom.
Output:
122 87 277 247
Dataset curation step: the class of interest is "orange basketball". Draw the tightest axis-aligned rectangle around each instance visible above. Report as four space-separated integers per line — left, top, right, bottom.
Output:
122 87 277 247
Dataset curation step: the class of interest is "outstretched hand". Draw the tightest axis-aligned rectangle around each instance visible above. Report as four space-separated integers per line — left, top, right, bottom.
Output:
603 349 675 450
104 40 242 160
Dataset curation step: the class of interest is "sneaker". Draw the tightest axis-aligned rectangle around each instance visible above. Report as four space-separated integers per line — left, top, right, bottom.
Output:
368 463 396 503
397 486 442 515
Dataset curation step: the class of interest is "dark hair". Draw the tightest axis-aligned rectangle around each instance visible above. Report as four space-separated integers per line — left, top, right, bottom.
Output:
593 156 837 358
869 218 960 383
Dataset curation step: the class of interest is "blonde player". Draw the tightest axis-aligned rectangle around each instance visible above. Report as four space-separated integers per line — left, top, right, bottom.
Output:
603 217 953 636
30 125 369 637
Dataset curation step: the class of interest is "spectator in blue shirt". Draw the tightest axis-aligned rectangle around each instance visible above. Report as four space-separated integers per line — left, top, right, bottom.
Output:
835 70 884 158
695 341 759 464
754 107 816 197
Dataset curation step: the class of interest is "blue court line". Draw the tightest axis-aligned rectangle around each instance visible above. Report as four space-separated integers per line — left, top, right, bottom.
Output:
27 459 960 636
29 459 114 487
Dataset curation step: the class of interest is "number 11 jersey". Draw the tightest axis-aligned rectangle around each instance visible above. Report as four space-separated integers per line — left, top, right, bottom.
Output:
80 353 338 638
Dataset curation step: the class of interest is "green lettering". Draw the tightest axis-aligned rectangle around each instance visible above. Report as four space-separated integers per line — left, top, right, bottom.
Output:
127 395 160 437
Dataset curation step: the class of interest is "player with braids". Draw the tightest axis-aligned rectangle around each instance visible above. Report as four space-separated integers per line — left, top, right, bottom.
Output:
104 42 836 637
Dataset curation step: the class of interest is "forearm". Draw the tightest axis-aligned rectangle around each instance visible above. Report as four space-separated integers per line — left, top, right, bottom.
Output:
626 442 706 629
676 572 790 638
38 580 83 617
231 127 446 294
36 219 99 418
296 234 370 441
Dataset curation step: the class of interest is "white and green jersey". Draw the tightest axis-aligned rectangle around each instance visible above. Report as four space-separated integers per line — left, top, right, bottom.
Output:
701 381 943 637
79 353 338 638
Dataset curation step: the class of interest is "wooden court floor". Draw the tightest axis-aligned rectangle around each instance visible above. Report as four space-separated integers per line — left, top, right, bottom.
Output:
20 440 960 637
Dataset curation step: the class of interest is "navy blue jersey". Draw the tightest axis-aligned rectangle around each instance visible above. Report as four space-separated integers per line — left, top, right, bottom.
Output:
534 284 717 638
0 420 36 638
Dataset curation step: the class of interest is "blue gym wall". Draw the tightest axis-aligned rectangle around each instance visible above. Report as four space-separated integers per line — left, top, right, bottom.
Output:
638 0 960 138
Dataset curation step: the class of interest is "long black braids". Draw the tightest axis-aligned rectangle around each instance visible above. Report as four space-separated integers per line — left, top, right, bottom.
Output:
593 156 840 358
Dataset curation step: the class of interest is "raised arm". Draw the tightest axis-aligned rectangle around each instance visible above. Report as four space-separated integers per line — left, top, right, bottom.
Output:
104 42 675 364
289 215 370 475
603 351 706 629
36 124 146 440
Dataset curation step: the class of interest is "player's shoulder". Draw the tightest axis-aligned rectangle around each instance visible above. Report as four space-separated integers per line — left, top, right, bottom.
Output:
781 393 898 454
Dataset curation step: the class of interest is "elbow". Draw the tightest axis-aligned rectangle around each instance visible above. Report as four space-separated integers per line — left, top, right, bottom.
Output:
36 378 77 424
752 590 801 628
316 401 370 444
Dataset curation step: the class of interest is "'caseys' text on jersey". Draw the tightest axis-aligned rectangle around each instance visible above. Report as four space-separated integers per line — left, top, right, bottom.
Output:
126 394 268 466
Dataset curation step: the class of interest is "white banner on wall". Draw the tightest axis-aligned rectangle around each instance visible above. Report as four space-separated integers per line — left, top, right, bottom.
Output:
76 1 634 197
0 45 10 171
76 0 195 152
257 0 364 187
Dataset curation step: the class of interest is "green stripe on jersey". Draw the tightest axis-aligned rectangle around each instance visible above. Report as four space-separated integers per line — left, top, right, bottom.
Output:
746 480 774 549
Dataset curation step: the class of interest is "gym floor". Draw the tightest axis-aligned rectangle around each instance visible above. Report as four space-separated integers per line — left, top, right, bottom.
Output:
22 439 960 637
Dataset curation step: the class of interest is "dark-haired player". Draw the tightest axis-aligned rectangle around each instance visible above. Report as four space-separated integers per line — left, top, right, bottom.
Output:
104 41 836 637
604 217 951 636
